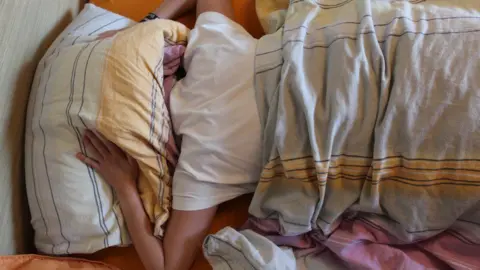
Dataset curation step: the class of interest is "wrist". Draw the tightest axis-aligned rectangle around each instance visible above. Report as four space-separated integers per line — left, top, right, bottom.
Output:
115 184 139 199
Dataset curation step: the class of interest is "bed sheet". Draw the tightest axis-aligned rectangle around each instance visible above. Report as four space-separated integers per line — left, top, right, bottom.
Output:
82 195 252 270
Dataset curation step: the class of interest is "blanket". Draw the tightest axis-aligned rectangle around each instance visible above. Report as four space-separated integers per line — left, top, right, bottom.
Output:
204 0 480 269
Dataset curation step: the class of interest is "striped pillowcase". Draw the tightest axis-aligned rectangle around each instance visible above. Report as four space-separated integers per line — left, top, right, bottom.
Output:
25 3 188 255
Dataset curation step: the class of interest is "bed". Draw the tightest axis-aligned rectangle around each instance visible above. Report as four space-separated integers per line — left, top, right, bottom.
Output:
3 0 479 269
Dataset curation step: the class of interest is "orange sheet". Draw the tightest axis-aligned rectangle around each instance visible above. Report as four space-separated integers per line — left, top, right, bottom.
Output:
90 0 264 38
0 255 119 270
82 195 253 270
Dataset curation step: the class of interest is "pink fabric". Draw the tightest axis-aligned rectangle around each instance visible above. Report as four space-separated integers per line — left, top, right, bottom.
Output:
243 216 480 269
162 45 185 172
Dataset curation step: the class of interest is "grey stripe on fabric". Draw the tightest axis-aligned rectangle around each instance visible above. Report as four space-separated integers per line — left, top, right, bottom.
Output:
76 40 112 248
206 235 259 270
149 57 164 143
88 18 126 36
79 40 114 246
458 219 480 226
30 61 54 253
40 50 71 255
258 25 480 58
110 186 124 245
67 41 110 249
264 154 480 165
366 178 480 187
207 254 233 270
149 56 166 222
72 11 109 32
284 15 480 34
447 230 480 245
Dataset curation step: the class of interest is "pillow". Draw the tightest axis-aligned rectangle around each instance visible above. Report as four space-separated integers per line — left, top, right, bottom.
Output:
25 3 189 255
170 12 262 211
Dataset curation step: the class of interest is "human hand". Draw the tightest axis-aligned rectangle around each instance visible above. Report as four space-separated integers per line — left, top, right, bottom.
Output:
76 130 139 194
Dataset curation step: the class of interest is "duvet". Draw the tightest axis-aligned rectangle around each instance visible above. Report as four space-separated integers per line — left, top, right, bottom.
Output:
204 0 480 269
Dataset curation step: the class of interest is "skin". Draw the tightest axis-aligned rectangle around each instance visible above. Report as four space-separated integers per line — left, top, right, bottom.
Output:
77 1 236 270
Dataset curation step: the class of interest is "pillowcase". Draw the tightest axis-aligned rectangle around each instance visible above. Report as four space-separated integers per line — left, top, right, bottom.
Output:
170 12 262 211
25 3 189 255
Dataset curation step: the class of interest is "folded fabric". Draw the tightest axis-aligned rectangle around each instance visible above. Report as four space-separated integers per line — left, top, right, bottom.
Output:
204 227 297 270
25 3 188 254
170 12 262 211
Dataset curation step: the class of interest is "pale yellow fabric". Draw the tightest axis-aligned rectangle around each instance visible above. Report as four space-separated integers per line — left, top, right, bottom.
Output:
98 20 189 236
0 0 83 255
255 0 289 33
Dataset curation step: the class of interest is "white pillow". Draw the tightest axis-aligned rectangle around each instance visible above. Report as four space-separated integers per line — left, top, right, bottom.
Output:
25 4 135 255
170 12 262 211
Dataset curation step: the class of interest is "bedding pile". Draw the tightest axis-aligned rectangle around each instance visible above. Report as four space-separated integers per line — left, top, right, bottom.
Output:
204 0 480 269
25 4 187 254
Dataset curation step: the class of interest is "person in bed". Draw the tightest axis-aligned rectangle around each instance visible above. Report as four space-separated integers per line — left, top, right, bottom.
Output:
76 0 260 270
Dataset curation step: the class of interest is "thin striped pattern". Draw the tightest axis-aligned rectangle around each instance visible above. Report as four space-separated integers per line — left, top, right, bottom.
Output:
78 40 113 247
88 18 126 36
72 11 108 32
28 4 137 254
39 50 71 255
259 155 480 186
28 8 110 254
29 61 52 253
66 41 110 249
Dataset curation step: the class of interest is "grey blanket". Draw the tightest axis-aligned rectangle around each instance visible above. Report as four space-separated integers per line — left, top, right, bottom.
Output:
205 0 480 269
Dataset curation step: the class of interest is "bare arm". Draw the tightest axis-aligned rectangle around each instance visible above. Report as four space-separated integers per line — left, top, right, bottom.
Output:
117 189 167 270
196 0 234 20
77 131 165 270
164 207 218 270
153 0 197 19
77 130 217 270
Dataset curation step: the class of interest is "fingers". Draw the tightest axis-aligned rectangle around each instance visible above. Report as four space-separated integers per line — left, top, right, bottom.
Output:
84 136 102 161
127 154 138 167
94 130 125 156
76 153 100 170
85 130 110 157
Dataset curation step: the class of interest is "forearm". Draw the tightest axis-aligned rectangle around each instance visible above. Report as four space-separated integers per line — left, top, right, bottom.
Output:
153 0 197 19
117 188 165 270
197 0 234 20
164 207 218 270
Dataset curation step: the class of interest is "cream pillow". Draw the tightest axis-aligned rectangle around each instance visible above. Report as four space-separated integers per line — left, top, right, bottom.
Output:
25 4 189 254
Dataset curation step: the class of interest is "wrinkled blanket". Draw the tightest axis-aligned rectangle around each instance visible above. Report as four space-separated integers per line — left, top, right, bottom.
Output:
204 0 480 269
